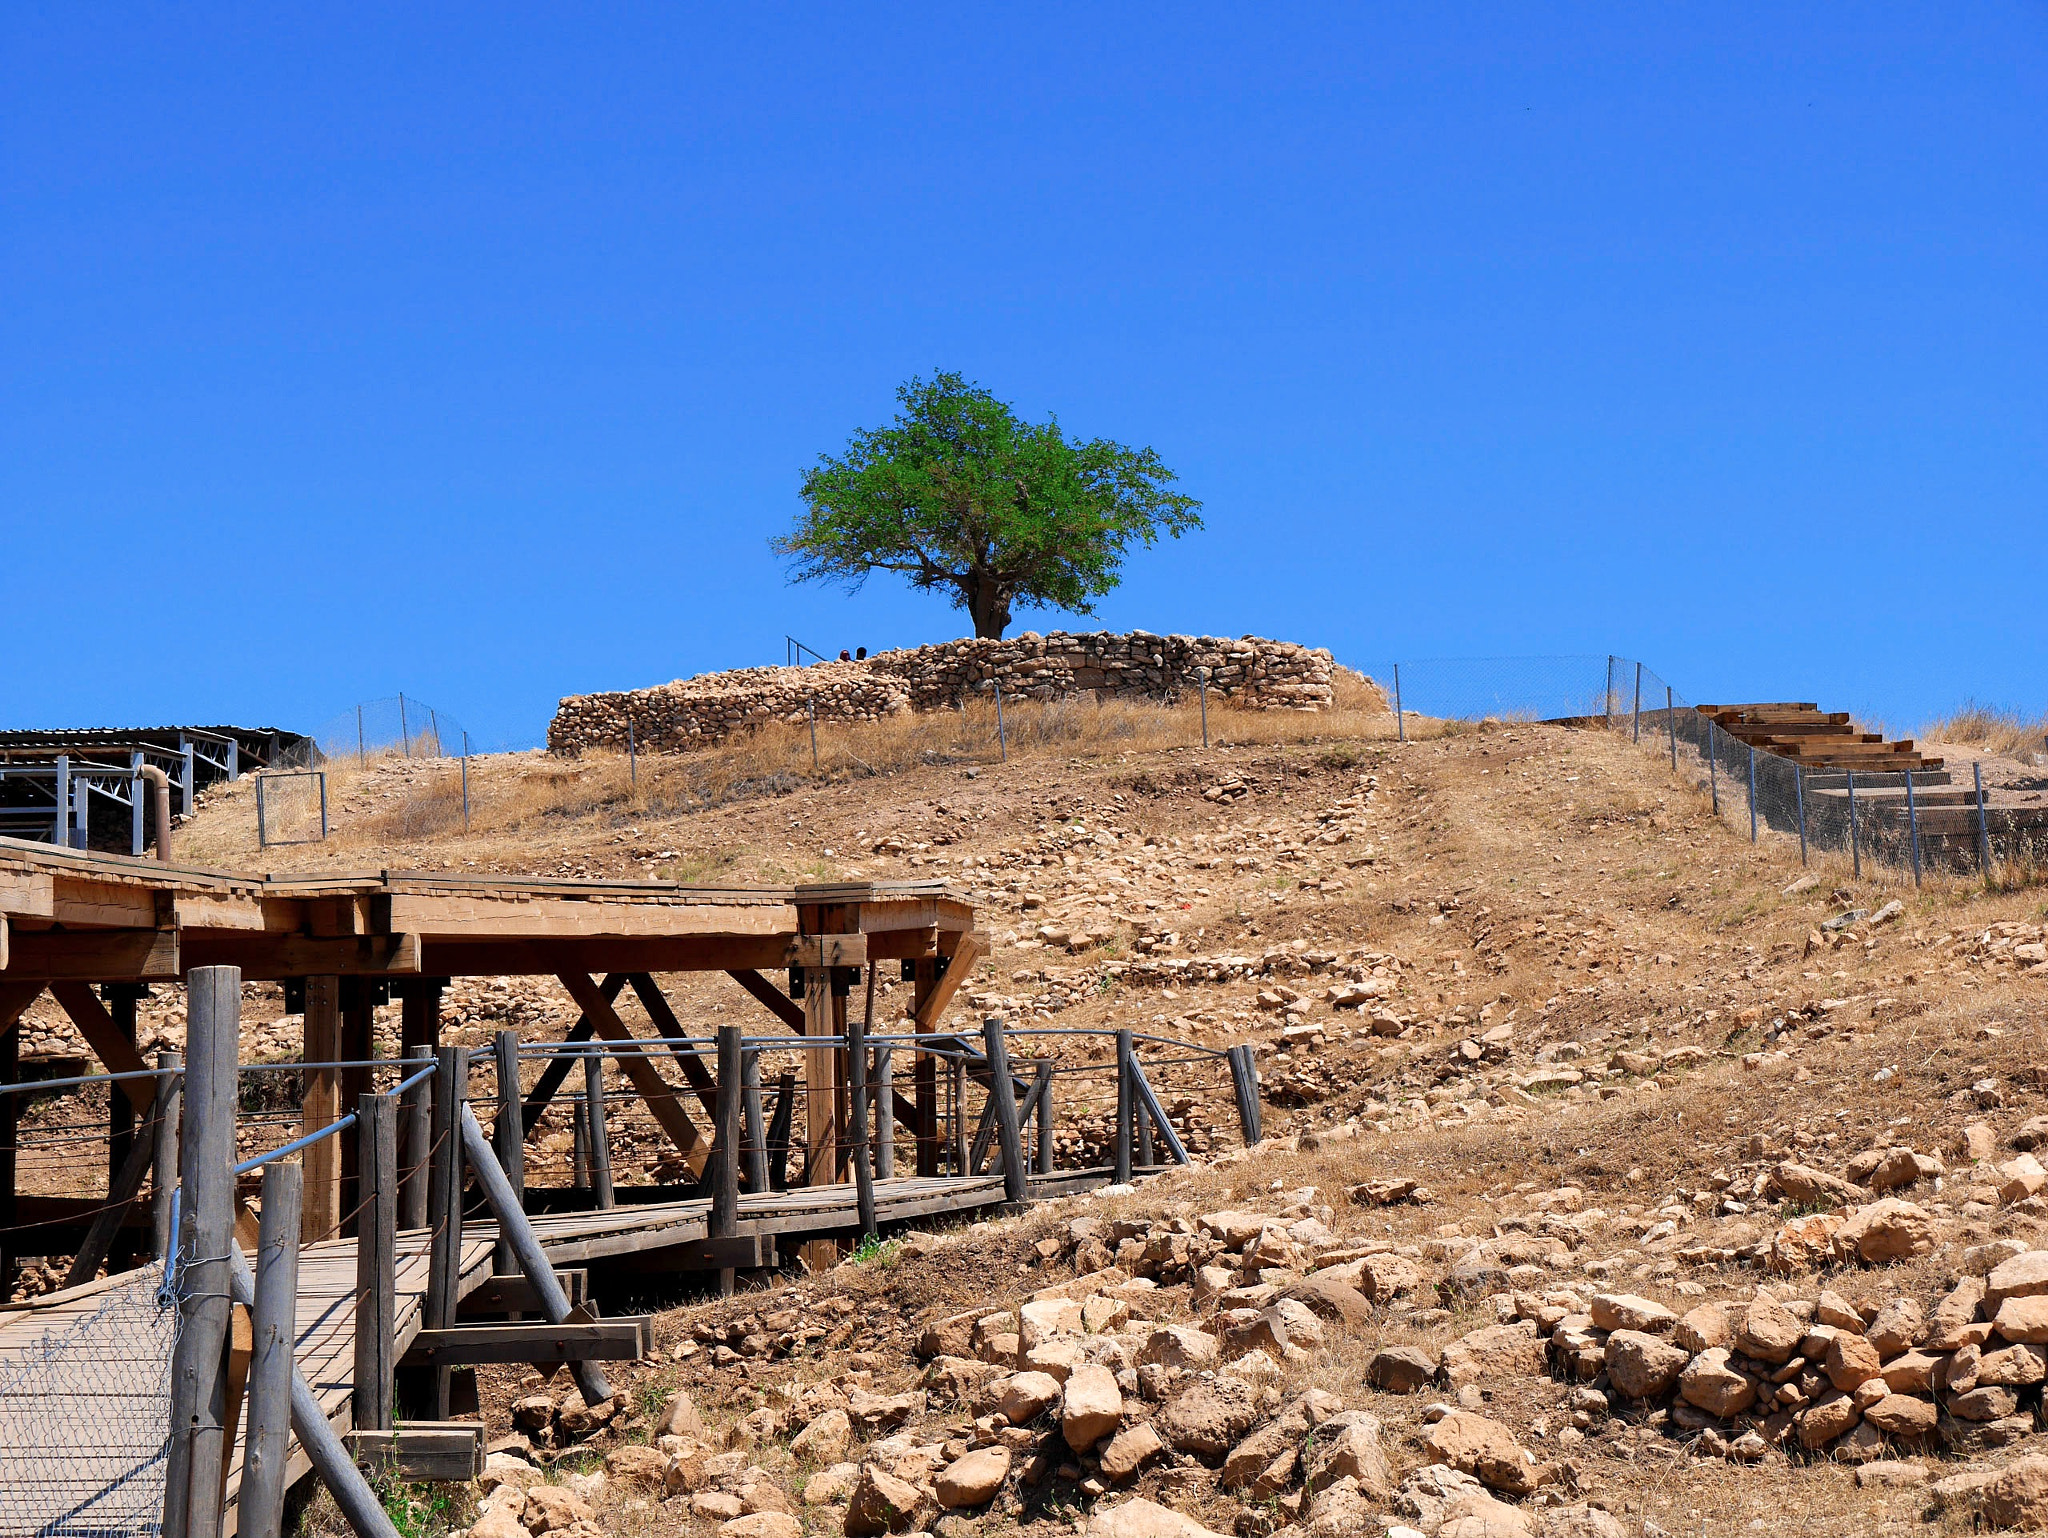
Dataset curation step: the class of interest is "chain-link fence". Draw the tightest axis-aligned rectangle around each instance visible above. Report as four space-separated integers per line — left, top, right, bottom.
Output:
309 695 472 765
1377 653 2048 883
254 770 328 848
0 1262 180 1538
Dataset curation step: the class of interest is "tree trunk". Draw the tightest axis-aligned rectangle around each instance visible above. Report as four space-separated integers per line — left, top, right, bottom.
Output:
966 575 1011 639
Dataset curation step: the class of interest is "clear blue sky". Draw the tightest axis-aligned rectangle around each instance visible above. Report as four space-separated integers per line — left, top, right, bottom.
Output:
5 5 2042 748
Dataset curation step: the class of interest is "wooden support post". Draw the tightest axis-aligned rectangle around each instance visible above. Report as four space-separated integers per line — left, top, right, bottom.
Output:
355 1091 397 1435
801 965 836 1186
1033 1061 1054 1175
712 1026 742 1295
1113 1029 1133 1185
399 1044 432 1230
300 975 342 1244
1134 1092 1156 1168
243 1160 302 1538
911 960 939 1177
766 1072 795 1191
163 966 239 1538
949 1054 968 1175
153 1047 183 1262
64 1100 160 1288
102 983 145 1201
849 1008 876 1239
570 1092 589 1192
1128 1057 1190 1165
424 1045 469 1421
584 1049 614 1209
0 989 22 1300
492 1031 523 1274
456 1105 612 1407
225 1249 402 1538
982 1017 1027 1206
873 1045 895 1179
1228 1045 1262 1147
740 1048 768 1194
338 977 375 1236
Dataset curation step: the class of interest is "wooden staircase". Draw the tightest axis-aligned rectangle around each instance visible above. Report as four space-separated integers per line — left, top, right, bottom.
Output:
1695 703 1943 776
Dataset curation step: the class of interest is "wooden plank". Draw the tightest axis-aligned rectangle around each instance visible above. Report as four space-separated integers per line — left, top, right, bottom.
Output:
457 1270 588 1317
557 971 710 1175
347 1424 484 1483
599 1235 774 1273
384 893 797 939
912 931 984 1032
301 977 342 1244
11 929 180 982
400 1319 647 1367
47 982 156 1110
429 935 797 977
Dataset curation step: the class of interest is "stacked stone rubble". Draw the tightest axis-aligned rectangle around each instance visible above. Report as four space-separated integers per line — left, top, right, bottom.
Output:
547 632 1337 754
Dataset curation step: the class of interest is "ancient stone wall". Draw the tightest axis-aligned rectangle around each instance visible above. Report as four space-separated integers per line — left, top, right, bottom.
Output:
547 631 1335 753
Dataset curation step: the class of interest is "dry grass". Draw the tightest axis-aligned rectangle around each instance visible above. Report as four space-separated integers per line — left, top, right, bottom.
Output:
1922 700 2048 758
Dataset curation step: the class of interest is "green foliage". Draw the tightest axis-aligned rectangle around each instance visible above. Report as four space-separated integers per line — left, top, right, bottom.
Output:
777 372 1203 638
373 1475 464 1538
850 1233 904 1267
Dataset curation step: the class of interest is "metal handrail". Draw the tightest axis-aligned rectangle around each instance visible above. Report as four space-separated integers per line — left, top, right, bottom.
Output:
234 1111 357 1176
0 1065 181 1099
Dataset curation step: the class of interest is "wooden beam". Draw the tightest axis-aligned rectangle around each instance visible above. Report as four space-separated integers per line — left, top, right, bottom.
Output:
48 982 155 1111
300 977 342 1244
556 972 709 1176
400 1319 648 1367
8 929 179 982
347 1424 484 1483
802 966 836 1188
427 936 797 977
626 974 720 1119
178 931 419 980
913 930 985 1032
457 1270 588 1318
727 969 803 1032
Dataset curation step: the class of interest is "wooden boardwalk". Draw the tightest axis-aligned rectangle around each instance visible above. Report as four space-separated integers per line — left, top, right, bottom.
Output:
0 1173 1007 1538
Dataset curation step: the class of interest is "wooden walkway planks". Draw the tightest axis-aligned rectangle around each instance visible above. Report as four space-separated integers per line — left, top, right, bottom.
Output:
0 1173 1009 1536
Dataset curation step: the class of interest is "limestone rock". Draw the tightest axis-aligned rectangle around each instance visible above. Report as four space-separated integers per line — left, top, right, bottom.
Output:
1283 1275 1372 1329
1137 1324 1219 1371
1535 1507 1630 1538
1677 1347 1757 1419
845 1463 922 1536
1085 1498 1231 1538
1987 1250 2048 1309
935 1446 1011 1508
1862 1395 1938 1437
1157 1376 1261 1458
602 1446 667 1488
1423 1411 1544 1497
720 1516 800 1538
1099 1422 1163 1481
993 1371 1062 1425
790 1408 852 1465
1736 1293 1804 1364
1589 1293 1676 1334
1983 1455 2048 1531
1305 1416 1390 1501
1369 1344 1439 1393
1605 1330 1690 1400
656 1389 708 1441
1824 1332 1885 1391
1995 1295 2048 1344
1837 1198 1935 1263
521 1487 594 1534
1442 1320 1548 1385
1674 1303 1731 1354
1061 1363 1124 1452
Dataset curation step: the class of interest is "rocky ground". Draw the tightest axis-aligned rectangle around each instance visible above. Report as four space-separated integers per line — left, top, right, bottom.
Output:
19 710 2048 1533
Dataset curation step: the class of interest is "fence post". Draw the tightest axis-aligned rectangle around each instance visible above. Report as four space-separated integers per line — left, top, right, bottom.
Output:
1392 664 1404 743
712 1026 742 1295
1747 746 1758 842
354 1091 396 1435
1666 686 1677 771
242 1160 302 1538
1632 662 1642 743
1708 725 1719 813
425 1044 468 1420
1604 656 1615 722
399 694 410 757
849 1010 877 1237
1975 761 1993 876
1198 668 1210 748
399 1045 431 1230
1033 1061 1054 1175
1228 1044 1262 1147
1906 772 1923 888
570 1092 589 1191
1133 1092 1156 1168
628 721 636 786
356 704 365 766
872 1045 894 1180
983 1017 1027 1206
318 770 329 839
460 733 470 827
1795 767 1808 866
256 775 268 849
1847 770 1861 880
1113 1029 1133 1185
152 1047 182 1261
742 1048 770 1191
993 681 1006 762
162 965 239 1538
492 1031 524 1273
808 699 818 770
584 1048 613 1209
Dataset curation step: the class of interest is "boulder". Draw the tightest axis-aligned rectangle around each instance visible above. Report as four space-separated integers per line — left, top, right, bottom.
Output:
789 1408 852 1465
1677 1348 1757 1419
1949 1385 2021 1422
1880 1350 1944 1394
1798 1392 1860 1449
1360 1253 1427 1301
1736 1293 1804 1364
1085 1498 1231 1538
1442 1320 1548 1385
1369 1344 1439 1393
1862 1395 1938 1437
1605 1331 1691 1400
1995 1295 2048 1344
1983 1456 2048 1532
1157 1375 1261 1457
1824 1332 1885 1391
521 1487 595 1534
1099 1422 1163 1481
1772 1161 1861 1205
602 1446 667 1488
1589 1294 1676 1334
844 1463 922 1536
1437 1490 1536 1538
802 1464 860 1506
935 1446 1012 1508
1536 1508 1631 1538
993 1371 1062 1425
1988 1250 2048 1309
656 1389 708 1440
1423 1411 1544 1496
1018 1298 1083 1350
1283 1276 1372 1329
1675 1303 1731 1354
1137 1324 1219 1371
1061 1364 1124 1452
1305 1416 1390 1500
720 1517 799 1538
1837 1199 1935 1263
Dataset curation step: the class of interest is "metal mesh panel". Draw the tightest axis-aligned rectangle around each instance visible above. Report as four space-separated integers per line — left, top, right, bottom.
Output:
0 1264 178 1538
254 770 326 847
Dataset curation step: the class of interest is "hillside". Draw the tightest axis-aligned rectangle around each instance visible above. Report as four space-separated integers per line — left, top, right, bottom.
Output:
145 704 2048 1535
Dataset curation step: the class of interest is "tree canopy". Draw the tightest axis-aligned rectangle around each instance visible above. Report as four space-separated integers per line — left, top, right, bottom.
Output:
775 372 1203 639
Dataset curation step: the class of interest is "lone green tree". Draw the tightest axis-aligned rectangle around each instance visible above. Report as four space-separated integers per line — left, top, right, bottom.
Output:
776 372 1203 640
